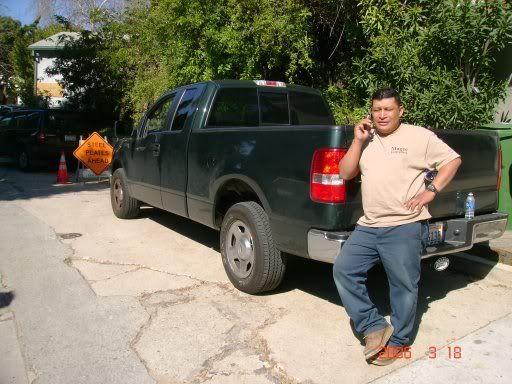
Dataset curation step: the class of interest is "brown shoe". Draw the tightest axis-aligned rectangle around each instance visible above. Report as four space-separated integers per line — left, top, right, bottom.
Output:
369 345 404 366
363 325 394 359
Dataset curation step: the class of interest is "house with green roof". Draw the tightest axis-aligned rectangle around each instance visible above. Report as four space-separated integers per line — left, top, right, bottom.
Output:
27 32 79 107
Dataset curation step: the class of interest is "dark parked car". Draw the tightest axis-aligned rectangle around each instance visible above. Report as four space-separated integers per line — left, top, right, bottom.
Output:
0 104 28 116
0 109 97 170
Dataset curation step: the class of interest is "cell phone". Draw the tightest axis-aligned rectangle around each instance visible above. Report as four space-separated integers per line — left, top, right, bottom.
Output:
365 111 373 130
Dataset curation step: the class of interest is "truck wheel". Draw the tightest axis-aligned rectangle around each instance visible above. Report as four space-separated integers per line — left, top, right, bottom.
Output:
110 168 140 219
220 201 286 294
18 150 32 171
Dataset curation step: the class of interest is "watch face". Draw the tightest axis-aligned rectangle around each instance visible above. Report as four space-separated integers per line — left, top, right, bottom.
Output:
424 169 438 183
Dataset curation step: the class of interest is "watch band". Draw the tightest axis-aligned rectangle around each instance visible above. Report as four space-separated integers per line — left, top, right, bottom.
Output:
427 183 438 194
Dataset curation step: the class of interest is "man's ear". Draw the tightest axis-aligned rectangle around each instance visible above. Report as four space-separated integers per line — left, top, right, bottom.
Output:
398 105 404 118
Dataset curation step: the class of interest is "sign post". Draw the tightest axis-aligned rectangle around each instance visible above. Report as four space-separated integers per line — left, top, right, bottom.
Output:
73 132 113 177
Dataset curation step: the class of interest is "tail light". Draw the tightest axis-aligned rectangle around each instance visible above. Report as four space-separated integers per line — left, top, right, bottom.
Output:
36 131 45 144
310 148 347 203
497 145 502 190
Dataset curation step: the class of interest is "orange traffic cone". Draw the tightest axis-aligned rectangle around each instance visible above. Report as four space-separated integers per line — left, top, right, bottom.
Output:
56 151 70 184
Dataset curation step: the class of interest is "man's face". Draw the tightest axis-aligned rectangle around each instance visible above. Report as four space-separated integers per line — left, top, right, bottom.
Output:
371 97 404 135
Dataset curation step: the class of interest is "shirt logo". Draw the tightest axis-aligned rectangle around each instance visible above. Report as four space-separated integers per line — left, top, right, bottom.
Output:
391 146 408 155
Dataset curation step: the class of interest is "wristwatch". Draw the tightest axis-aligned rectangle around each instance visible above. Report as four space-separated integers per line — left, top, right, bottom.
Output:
426 183 439 194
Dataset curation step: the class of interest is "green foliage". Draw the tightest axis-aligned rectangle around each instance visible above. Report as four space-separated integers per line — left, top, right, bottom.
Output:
0 16 22 102
102 0 316 115
351 0 512 129
46 30 128 120
17 0 512 129
324 85 368 125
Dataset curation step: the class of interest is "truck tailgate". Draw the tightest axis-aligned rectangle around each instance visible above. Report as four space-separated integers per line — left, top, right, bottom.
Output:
429 129 499 219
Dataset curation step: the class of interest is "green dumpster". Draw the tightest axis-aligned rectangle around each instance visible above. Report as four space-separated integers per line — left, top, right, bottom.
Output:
480 123 512 229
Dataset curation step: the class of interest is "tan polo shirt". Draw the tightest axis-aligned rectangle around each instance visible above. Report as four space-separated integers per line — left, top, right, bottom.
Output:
357 123 460 227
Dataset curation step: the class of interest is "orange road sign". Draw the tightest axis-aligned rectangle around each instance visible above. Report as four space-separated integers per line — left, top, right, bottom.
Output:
73 132 113 176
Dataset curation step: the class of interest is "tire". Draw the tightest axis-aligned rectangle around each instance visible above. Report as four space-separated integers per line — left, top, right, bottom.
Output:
220 201 287 294
110 168 140 219
18 150 32 171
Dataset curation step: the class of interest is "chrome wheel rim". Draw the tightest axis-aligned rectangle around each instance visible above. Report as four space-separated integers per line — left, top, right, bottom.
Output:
113 178 124 208
225 220 255 279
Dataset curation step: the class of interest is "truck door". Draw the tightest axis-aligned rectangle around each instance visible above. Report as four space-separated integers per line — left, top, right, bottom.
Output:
131 92 178 208
160 86 204 216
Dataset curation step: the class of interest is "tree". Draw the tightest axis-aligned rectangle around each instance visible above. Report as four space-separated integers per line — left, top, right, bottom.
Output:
0 17 22 103
46 29 129 120
349 0 512 129
45 0 512 127
101 0 316 115
32 0 126 30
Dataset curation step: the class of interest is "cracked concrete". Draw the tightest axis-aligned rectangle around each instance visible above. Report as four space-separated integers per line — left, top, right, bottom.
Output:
90 268 199 297
198 349 274 384
135 301 234 382
71 260 139 282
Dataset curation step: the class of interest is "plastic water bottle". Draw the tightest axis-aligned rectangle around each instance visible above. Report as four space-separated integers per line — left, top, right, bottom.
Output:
465 192 475 219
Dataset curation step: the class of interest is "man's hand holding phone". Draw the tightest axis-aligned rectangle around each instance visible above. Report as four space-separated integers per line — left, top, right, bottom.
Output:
354 114 373 143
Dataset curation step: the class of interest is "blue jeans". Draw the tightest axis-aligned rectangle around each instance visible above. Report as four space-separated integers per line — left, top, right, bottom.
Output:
333 222 428 346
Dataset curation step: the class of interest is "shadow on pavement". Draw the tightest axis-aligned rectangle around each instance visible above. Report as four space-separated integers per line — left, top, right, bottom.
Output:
147 208 220 252
0 164 109 202
275 254 498 346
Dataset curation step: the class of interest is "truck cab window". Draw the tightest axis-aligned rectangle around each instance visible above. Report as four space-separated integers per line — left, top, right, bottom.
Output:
207 88 258 128
144 95 175 135
259 92 289 125
171 88 198 131
290 91 334 125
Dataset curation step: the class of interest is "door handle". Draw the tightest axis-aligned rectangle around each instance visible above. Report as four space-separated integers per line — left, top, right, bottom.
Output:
152 143 160 156
206 157 216 168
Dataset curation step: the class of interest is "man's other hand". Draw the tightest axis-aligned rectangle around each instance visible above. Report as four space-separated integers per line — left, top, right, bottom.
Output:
405 190 436 211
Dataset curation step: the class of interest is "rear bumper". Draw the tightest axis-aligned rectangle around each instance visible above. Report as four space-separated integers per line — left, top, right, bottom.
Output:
307 212 509 264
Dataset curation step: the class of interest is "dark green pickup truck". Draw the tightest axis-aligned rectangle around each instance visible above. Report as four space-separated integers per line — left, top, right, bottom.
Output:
110 80 508 293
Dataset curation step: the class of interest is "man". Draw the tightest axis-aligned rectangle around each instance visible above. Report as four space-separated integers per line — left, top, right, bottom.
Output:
333 88 461 366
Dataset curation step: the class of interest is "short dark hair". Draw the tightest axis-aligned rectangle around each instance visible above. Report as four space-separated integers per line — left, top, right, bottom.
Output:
371 88 401 106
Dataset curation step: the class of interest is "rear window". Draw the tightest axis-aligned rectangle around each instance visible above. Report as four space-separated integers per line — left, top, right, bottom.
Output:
45 112 91 134
206 87 333 128
259 92 289 125
290 91 334 125
207 88 259 127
